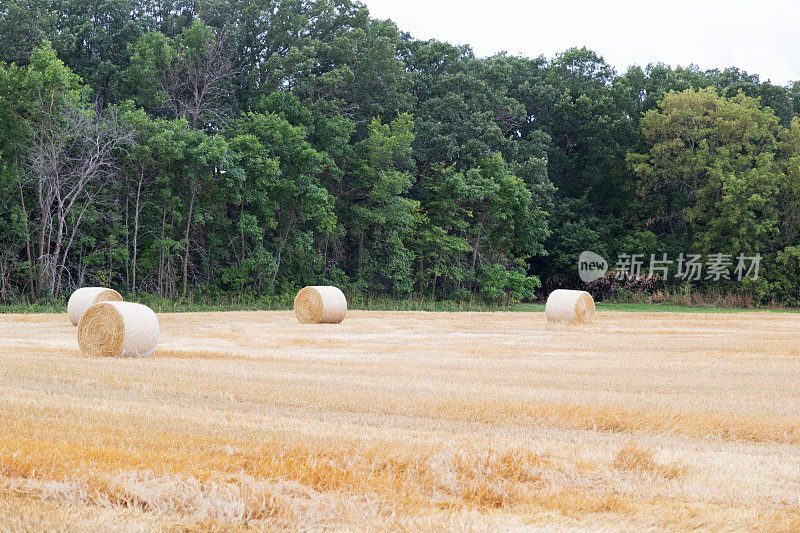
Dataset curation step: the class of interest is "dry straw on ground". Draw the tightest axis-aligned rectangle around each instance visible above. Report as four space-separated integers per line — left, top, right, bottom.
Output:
545 289 595 324
66 287 123 325
293 286 347 324
77 301 159 357
2 310 799 530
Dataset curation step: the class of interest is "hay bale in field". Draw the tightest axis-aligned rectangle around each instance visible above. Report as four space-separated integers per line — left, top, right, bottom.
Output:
294 286 347 324
77 301 159 357
67 287 123 326
545 289 595 324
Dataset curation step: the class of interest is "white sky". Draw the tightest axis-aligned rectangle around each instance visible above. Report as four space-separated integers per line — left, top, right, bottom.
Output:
362 0 800 86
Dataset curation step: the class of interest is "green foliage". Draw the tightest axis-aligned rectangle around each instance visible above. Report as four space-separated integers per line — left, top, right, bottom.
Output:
340 114 417 294
2 1 800 307
630 88 783 250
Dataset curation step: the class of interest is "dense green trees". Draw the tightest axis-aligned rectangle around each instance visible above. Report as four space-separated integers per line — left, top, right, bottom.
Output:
630 88 783 255
2 0 800 305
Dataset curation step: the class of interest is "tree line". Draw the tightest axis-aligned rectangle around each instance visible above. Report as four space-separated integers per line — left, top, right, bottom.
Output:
2 0 800 305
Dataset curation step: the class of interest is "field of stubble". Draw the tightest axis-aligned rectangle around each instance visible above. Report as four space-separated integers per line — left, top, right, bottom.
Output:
0 309 799 531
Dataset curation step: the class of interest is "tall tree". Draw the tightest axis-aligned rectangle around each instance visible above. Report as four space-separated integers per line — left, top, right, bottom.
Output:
629 88 782 256
129 18 235 128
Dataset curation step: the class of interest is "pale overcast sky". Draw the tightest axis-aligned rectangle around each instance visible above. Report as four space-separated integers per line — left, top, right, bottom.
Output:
362 0 800 86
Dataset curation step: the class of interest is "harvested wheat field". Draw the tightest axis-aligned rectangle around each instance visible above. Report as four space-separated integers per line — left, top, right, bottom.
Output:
1 310 799 531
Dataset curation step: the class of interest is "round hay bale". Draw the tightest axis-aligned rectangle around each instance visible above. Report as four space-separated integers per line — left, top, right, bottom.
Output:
67 287 123 326
294 286 347 324
545 289 595 324
77 301 159 357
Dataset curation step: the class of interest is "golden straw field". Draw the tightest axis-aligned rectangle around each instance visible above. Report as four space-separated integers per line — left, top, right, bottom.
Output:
1 310 799 531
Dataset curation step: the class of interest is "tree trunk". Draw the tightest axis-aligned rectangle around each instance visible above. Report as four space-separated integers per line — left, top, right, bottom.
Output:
49 209 67 298
471 225 482 271
132 174 143 296
124 184 130 290
37 178 47 292
18 184 35 299
182 185 197 298
240 197 245 261
54 199 93 298
159 203 167 298
0 260 6 302
108 236 113 291
431 254 440 299
269 214 295 289
357 229 365 277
